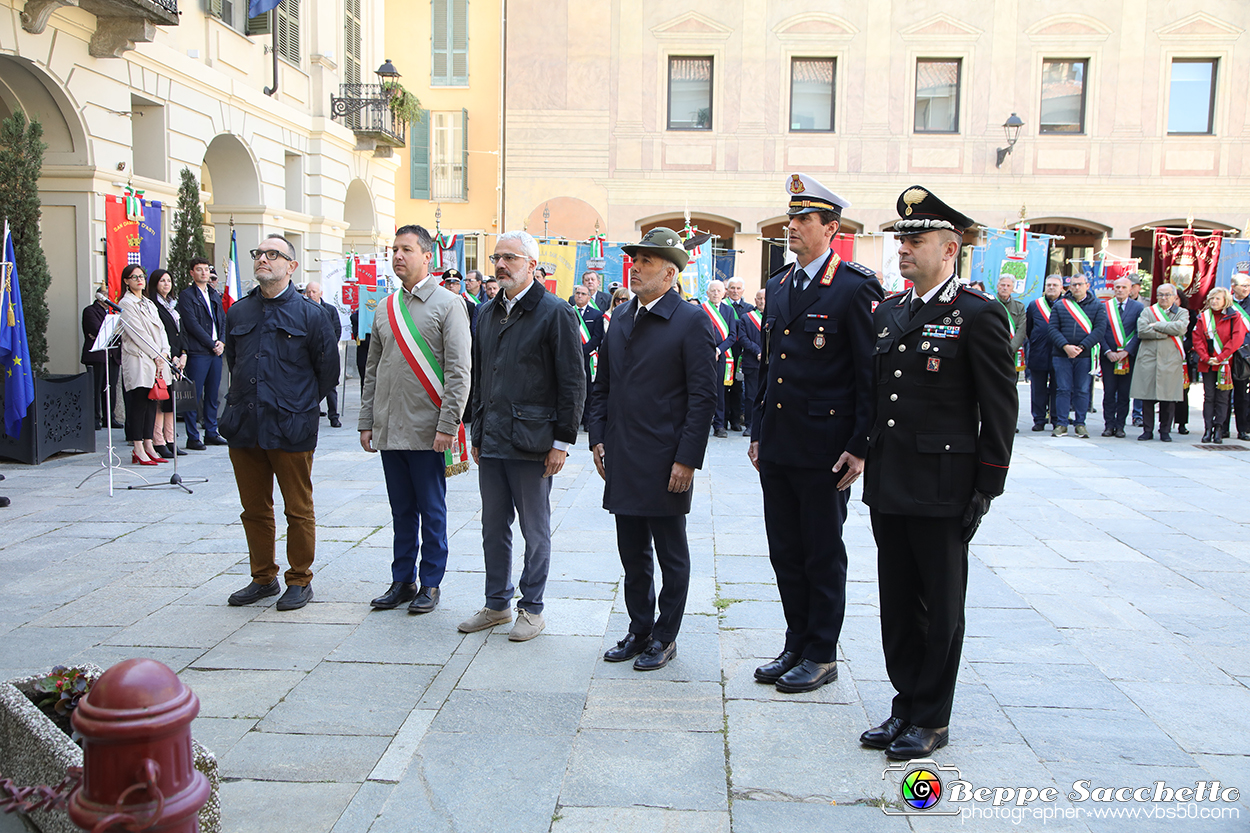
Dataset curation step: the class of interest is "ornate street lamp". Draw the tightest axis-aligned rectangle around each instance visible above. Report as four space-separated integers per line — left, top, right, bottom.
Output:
996 113 1025 168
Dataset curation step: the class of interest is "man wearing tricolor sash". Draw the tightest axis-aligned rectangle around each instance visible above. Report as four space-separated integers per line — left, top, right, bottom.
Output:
1097 277 1144 438
704 279 747 439
572 284 604 432
1024 276 1062 430
461 231 585 641
360 225 472 615
1129 282 1188 442
1226 276 1250 440
219 235 339 612
994 275 1027 381
1047 274 1105 438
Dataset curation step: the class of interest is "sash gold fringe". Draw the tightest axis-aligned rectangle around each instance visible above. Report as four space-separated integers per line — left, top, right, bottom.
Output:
445 461 470 477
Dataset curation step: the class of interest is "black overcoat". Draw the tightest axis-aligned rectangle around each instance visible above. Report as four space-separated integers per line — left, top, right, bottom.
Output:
587 288 717 516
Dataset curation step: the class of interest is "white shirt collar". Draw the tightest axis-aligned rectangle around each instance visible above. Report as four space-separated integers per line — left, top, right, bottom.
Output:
911 276 954 306
502 278 534 314
402 275 432 298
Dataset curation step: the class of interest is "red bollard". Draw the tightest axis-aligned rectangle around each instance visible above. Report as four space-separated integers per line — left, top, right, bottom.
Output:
68 659 209 833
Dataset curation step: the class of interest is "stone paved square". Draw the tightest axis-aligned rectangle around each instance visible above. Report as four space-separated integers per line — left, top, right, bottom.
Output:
1 383 1248 831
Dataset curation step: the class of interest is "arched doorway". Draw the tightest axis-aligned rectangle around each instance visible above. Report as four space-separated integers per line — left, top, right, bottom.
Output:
525 197 606 240
202 133 261 283
0 56 92 373
1027 218 1111 277
343 179 376 253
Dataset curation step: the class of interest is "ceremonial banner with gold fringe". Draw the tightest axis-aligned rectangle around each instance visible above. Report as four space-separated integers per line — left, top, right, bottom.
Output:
445 423 470 476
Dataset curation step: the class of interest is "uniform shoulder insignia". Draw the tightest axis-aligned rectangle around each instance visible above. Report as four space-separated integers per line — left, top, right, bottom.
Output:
958 284 994 302
846 261 875 277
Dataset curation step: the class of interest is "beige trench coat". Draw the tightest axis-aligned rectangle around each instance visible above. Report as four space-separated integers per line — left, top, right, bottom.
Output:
119 293 171 391
1129 304 1188 402
358 278 472 450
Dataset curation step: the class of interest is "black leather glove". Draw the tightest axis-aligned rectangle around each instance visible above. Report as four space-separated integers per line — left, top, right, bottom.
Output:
961 490 993 544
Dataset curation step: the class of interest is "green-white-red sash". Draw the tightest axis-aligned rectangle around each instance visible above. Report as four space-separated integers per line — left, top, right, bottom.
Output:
601 307 613 334
1060 298 1093 334
747 309 762 330
723 351 735 386
386 291 469 475
999 298 1025 371
1033 297 1051 322
1104 299 1135 375
702 302 729 341
577 310 591 345
589 349 599 382
1202 308 1232 390
1147 304 1187 385
1232 300 1250 327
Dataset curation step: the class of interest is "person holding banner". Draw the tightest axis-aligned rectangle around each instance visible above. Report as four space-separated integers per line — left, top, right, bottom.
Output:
1047 274 1106 438
219 235 339 612
461 230 585 641
1130 283 1189 442
360 225 472 616
1194 287 1247 444
1098 278 1144 438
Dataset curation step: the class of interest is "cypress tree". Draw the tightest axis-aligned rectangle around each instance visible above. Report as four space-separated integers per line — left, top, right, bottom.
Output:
168 167 207 294
0 111 52 375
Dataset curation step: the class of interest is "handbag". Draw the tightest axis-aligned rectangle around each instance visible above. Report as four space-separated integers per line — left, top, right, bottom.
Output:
170 375 196 404
1233 347 1250 382
148 377 170 401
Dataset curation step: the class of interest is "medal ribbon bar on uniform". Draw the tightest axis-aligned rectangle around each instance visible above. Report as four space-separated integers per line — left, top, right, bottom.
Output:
920 324 961 339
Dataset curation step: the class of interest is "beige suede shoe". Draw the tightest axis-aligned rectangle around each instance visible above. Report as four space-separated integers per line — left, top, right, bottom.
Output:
457 607 512 633
508 609 546 642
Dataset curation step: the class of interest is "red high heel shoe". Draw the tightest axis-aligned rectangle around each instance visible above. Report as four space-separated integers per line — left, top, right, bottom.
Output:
132 453 159 467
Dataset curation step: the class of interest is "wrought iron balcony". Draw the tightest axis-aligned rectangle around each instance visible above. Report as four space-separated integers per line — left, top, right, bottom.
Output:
331 84 407 152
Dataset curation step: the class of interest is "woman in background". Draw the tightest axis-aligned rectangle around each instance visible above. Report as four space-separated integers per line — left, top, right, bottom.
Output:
1194 286 1247 444
146 268 187 457
118 264 172 465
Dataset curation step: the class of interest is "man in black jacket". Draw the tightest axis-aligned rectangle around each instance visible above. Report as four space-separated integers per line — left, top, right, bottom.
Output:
589 227 717 671
571 284 603 430
461 230 585 641
177 258 228 449
218 235 339 612
861 187 1017 760
305 281 343 427
82 291 122 429
749 174 883 695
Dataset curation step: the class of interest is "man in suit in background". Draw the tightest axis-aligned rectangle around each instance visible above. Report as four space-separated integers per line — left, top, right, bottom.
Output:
739 288 765 438
1025 276 1063 430
703 280 741 439
572 284 604 430
1099 277 1144 438
749 173 884 694
725 278 754 432
589 227 717 672
305 281 343 428
861 187 1017 759
571 271 612 311
177 257 228 449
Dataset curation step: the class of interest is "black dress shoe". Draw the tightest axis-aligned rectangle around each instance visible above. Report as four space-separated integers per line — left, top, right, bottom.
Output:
95 420 104 430
329 417 342 428
633 639 676 671
407 586 440 614
1101 428 1115 437
754 650 802 684
604 632 651 662
861 716 911 750
1114 428 1126 438
775 659 838 693
1138 432 1153 441
1239 432 1249 441
1177 425 1189 435
276 583 313 611
111 420 125 429
1160 433 1173 442
714 429 729 439
1201 431 1212 443
729 423 743 432
157 444 175 458
0 496 8 508
885 725 949 760
228 579 281 606
1031 423 1045 431
371 581 417 609
171 443 188 456
186 438 206 450
205 434 229 446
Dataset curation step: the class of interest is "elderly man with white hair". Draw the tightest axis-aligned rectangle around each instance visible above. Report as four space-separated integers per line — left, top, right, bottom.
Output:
724 277 754 432
701 279 742 439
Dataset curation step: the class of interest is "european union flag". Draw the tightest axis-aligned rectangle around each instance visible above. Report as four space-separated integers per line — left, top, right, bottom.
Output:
0 222 35 439
248 0 282 18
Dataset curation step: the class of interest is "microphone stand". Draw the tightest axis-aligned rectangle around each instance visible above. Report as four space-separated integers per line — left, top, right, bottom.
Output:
76 321 147 496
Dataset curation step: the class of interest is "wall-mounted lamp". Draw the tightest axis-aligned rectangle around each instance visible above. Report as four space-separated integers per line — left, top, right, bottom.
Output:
996 113 1024 168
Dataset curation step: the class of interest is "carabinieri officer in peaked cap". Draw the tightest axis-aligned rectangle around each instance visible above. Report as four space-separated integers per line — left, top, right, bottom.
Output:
748 173 884 694
860 186 1018 760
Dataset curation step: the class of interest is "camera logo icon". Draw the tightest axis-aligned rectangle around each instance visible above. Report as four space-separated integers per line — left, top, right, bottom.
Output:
882 758 962 816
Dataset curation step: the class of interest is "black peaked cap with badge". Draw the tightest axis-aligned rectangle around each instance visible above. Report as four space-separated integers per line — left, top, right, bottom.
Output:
891 186 976 236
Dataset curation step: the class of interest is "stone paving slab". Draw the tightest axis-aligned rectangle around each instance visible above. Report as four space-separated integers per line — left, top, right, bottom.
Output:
2 382 1249 831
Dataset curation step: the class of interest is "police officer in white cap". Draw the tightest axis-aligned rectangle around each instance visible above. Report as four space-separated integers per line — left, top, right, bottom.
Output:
748 173 884 693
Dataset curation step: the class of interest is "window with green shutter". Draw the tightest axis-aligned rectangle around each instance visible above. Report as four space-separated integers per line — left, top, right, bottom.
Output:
431 0 468 86
410 109 431 200
276 0 300 65
344 0 362 85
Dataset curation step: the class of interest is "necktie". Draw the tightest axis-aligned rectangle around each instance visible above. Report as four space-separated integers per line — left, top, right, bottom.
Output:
910 296 924 320
791 270 805 304
636 305 647 324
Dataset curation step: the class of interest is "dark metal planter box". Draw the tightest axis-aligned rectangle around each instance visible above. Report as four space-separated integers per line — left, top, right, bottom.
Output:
0 372 96 464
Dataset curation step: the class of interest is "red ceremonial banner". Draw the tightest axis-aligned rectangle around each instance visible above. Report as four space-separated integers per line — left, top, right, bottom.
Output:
1153 229 1222 310
830 232 855 264
104 196 140 302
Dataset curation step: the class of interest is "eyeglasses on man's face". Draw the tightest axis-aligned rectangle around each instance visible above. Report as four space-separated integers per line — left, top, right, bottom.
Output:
487 253 528 265
249 248 294 262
